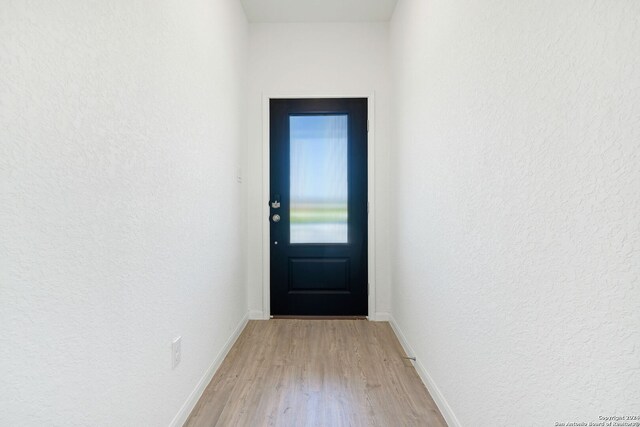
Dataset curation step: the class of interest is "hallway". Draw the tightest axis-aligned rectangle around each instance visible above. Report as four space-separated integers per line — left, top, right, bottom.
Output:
2 0 638 425
185 320 446 427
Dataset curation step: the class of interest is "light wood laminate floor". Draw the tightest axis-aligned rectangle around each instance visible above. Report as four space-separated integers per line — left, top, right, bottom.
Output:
185 319 447 427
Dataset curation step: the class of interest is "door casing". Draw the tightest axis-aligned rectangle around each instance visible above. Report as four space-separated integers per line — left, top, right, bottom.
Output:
259 92 377 320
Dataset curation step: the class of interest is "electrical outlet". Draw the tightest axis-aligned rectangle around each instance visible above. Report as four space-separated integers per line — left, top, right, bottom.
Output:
172 336 181 369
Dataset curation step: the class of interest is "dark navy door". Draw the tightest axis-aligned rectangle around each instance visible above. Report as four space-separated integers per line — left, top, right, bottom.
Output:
270 98 368 316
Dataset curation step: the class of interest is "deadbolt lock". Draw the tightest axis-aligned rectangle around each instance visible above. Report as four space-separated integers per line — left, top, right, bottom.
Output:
272 214 281 223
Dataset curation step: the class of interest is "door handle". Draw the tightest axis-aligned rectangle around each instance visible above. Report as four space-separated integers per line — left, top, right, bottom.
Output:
272 214 281 223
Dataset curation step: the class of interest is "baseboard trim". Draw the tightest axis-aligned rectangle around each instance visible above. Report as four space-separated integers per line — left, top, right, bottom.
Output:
169 312 249 427
248 310 265 320
372 311 391 321
388 316 462 427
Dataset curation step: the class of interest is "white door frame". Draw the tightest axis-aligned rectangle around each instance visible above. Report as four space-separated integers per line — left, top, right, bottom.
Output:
260 92 376 320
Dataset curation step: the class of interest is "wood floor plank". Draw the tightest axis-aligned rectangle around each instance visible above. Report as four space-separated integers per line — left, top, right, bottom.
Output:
184 320 447 427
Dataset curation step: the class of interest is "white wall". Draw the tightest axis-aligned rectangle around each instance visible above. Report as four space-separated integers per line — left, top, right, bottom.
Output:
0 1 247 426
246 23 393 319
390 0 640 425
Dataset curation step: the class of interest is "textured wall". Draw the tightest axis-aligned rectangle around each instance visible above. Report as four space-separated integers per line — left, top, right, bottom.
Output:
246 23 393 318
390 0 640 425
0 1 247 425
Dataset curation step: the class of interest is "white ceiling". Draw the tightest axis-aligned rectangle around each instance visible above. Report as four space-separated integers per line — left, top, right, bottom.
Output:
240 0 399 23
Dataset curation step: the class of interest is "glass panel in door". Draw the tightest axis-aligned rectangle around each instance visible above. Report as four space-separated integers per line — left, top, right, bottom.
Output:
289 115 348 244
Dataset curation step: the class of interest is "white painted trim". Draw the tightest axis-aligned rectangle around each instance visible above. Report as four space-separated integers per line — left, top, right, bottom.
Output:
388 316 462 427
248 310 264 320
261 94 271 321
366 94 376 322
261 91 377 320
169 312 249 427
372 312 390 321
